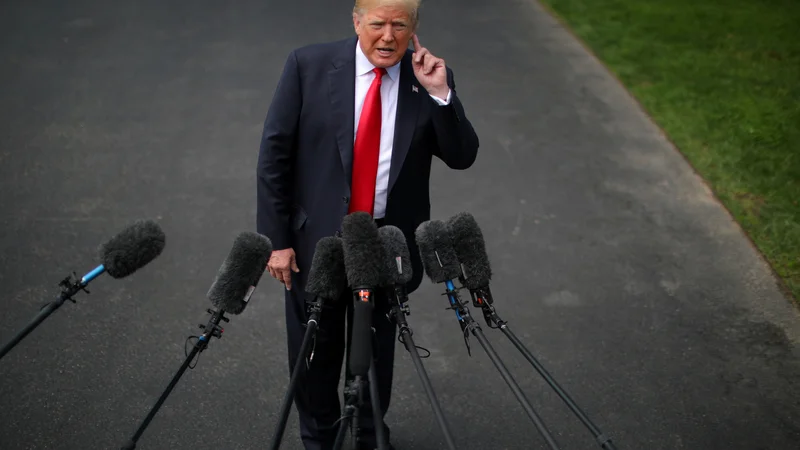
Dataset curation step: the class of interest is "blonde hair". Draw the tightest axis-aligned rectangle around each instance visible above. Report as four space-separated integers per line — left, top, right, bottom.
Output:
353 0 420 27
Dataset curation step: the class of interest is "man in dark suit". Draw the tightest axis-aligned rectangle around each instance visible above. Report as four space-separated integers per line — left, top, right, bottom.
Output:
256 0 479 448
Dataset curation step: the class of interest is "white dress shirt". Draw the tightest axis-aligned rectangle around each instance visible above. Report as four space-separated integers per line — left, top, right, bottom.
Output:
353 41 451 219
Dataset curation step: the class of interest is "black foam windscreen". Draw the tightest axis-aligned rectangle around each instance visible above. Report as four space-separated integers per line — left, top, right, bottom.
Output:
306 236 347 300
99 219 166 278
446 212 492 290
377 225 412 286
207 231 272 315
341 212 387 289
414 220 461 283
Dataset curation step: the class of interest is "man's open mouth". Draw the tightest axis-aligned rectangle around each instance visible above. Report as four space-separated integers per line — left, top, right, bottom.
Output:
377 48 394 56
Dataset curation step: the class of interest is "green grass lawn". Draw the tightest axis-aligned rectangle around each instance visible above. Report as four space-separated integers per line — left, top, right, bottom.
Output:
538 0 800 300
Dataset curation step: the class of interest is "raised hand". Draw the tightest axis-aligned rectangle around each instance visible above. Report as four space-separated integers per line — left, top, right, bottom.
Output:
411 34 449 100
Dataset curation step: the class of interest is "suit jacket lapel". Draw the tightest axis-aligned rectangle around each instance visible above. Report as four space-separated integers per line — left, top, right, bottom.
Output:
329 37 358 185
388 52 420 194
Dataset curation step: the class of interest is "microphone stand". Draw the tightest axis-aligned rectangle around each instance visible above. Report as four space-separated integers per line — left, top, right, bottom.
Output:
469 287 617 450
387 287 458 450
333 362 387 450
269 296 324 450
441 280 561 450
334 287 387 450
0 267 103 360
120 307 229 450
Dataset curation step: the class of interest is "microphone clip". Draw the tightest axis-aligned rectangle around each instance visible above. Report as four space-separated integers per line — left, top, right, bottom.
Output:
441 286 470 323
394 286 410 314
198 308 228 340
305 296 324 320
397 302 410 317
42 271 87 311
183 308 228 370
470 286 494 307
469 288 504 330
57 271 89 302
303 296 326 367
441 283 478 355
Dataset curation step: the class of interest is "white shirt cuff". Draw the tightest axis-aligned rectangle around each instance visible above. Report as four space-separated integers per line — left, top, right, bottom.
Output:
429 89 452 105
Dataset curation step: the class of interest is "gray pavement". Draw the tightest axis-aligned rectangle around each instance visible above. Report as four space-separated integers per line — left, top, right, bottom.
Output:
2 0 800 449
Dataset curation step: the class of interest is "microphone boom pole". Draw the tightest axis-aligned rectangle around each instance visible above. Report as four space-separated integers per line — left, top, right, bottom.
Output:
1 219 165 361
0 270 98 360
472 288 617 450
337 213 391 450
268 297 322 450
388 295 458 450
121 308 228 450
445 211 617 450
119 230 271 449
270 235 348 450
442 281 561 450
377 224 457 449
415 219 560 450
332 289 387 450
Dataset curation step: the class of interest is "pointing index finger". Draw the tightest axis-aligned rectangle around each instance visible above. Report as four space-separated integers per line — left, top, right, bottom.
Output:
412 34 421 51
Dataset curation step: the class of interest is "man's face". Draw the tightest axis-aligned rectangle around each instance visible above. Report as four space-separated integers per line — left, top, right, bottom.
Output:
353 5 414 68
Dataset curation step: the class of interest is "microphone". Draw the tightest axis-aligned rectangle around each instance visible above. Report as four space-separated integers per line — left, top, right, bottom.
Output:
446 212 617 450
444 212 491 293
377 225 412 305
415 219 561 450
206 231 273 315
338 211 389 450
444 211 496 326
269 236 347 450
414 220 468 333
0 219 166 361
120 231 271 450
99 219 167 279
378 225 458 450
341 212 386 377
306 236 348 304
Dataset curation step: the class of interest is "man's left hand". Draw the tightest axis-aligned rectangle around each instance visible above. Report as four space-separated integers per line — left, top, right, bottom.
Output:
411 34 449 100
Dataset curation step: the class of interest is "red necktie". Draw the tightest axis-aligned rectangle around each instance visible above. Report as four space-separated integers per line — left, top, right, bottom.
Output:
349 67 386 215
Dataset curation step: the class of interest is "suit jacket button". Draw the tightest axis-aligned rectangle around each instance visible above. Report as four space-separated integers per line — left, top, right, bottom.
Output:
342 196 349 203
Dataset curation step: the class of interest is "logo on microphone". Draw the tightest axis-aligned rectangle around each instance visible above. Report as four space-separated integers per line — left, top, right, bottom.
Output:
358 289 372 303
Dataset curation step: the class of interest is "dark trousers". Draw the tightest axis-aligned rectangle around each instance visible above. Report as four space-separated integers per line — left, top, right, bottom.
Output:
284 283 397 450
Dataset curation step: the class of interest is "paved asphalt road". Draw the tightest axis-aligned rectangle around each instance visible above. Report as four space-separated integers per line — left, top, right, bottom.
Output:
2 0 799 449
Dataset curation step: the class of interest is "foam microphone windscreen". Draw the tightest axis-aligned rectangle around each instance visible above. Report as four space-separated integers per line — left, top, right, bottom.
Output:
341 212 387 289
207 231 272 315
306 236 347 301
377 225 412 286
446 212 492 290
99 219 166 278
414 220 461 283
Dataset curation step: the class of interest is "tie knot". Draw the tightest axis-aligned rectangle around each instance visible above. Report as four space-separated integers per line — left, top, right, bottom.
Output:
373 67 386 78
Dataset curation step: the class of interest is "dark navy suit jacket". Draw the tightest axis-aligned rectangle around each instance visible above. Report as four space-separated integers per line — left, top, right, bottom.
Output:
257 36 479 294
